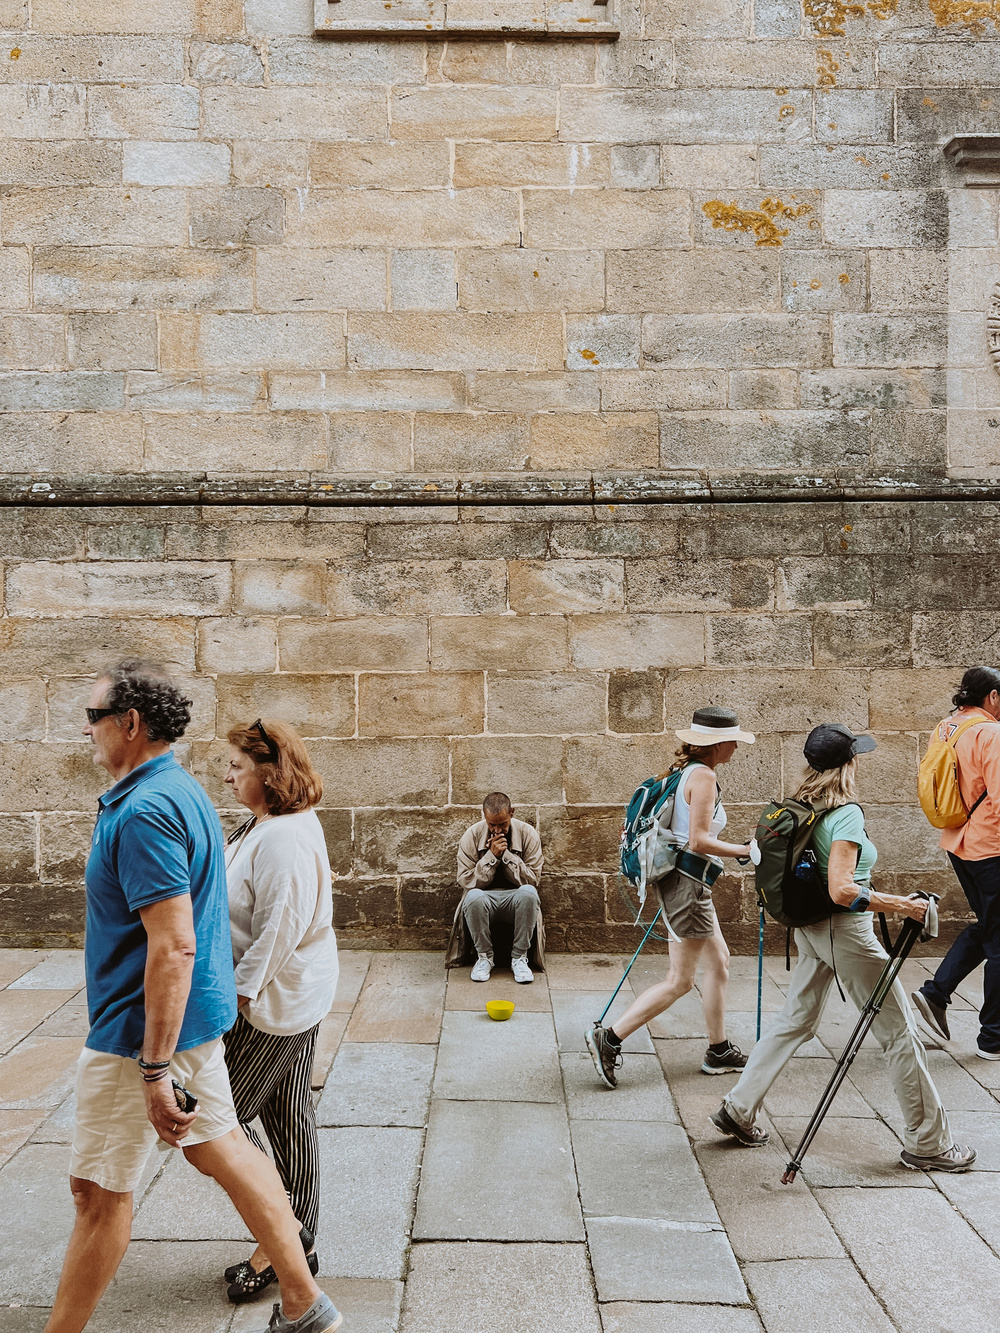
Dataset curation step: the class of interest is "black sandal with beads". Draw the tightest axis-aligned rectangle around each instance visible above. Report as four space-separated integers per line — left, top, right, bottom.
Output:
224 1225 319 1302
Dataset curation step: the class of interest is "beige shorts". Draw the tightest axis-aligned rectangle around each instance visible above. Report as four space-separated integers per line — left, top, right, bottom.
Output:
657 869 717 940
69 1037 240 1194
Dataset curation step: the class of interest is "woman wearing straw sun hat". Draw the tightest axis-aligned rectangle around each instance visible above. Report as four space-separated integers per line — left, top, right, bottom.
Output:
586 705 756 1088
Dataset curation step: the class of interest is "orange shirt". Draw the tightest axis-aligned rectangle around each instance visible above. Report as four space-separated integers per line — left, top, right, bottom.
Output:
939 708 1000 861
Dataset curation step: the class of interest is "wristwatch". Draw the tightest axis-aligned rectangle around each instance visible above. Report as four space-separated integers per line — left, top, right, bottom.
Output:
848 892 871 913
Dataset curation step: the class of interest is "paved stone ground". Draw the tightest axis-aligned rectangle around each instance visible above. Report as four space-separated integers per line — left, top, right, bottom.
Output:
0 946 998 1332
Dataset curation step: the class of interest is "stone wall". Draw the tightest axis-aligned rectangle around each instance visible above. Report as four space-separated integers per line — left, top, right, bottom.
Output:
1 0 999 950
0 500 985 953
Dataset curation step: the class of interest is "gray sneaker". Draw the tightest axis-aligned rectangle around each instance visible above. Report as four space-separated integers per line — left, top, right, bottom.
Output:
710 1102 770 1147
585 1023 622 1089
257 1296 343 1333
900 1143 976 1173
911 990 950 1042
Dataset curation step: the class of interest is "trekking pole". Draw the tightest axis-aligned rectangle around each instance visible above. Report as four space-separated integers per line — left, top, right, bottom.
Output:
598 906 664 1026
780 895 937 1185
756 907 765 1043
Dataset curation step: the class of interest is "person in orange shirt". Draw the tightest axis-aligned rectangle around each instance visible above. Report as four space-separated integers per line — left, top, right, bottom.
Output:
913 666 1000 1059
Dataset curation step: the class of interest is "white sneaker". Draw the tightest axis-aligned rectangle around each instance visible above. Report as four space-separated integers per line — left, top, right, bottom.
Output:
471 956 493 982
512 957 533 984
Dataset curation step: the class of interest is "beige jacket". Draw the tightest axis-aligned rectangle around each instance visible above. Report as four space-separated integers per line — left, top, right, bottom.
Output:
445 818 545 970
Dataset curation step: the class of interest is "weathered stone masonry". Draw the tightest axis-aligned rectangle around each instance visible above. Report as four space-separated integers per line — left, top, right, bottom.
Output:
1 0 999 950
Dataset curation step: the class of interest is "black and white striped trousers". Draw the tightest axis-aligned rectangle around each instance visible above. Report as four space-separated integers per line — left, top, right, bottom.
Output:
223 1011 321 1236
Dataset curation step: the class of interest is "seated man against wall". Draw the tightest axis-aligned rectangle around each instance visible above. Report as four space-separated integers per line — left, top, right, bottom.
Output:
445 791 544 984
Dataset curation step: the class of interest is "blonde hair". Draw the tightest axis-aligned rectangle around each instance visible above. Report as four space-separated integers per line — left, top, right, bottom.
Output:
665 742 720 777
792 757 857 809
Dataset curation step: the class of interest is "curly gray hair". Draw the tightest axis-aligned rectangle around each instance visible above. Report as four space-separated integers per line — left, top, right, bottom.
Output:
101 659 192 744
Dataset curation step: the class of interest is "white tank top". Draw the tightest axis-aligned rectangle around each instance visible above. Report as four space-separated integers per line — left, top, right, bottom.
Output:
671 763 727 867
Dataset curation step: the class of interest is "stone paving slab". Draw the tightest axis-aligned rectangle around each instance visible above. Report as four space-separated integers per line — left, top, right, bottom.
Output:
332 951 373 1012
571 1120 719 1223
445 971 552 1012
761 1056 875 1119
943 1109 1000 1168
0 1307 48 1330
86 1242 235 1333
28 1094 76 1145
8 954 84 992
652 1037 751 1139
132 1151 252 1242
818 1186 1000 1332
600 1303 764 1333
933 1170 1000 1254
345 955 445 1045
312 1012 350 1090
628 961 709 1039
316 1127 423 1280
550 991 653 1054
585 1216 747 1305
413 1099 583 1241
0 1036 83 1111
545 955 629 990
399 1242 601 1333
231 1278 404 1333
0 951 45 990
770 1117 933 1188
318 1043 436 1127
847 1048 998 1123
0 992 79 1057
0 1142 81 1304
0 1107 44 1169
433 1011 561 1103
560 1053 679 1123
32 1001 89 1042
693 1138 845 1262
743 1258 896 1333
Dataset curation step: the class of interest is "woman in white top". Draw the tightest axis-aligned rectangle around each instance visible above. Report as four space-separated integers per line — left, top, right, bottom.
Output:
220 718 339 1304
587 706 755 1087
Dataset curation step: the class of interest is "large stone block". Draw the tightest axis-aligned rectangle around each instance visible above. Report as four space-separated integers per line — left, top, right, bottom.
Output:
0 249 30 311
468 373 600 414
675 38 870 88
332 878 399 931
759 144 943 191
537 805 621 872
599 370 726 412
270 371 465 413
0 36 184 82
6 561 231 619
457 251 604 314
288 190 518 249
269 36 426 84
508 559 625 615
391 87 558 141
431 615 569 671
823 190 948 249
799 369 944 411
217 673 356 738
608 669 664 733
309 738 449 807
354 807 474 877
569 614 705 669
143 411 325 470
643 314 829 369
814 612 912 668
781 251 866 314
189 38 264 82
0 316 67 372
412 413 528 471
566 316 640 372
523 190 690 249
86 85 198 139
367 520 547 561
349 313 562 372
707 614 812 666
232 140 310 186
562 734 676 804
626 558 772 612
779 557 872 610
202 87 387 140
2 188 186 247
329 560 507 617
391 251 456 311
0 83 85 138
487 672 607 735
0 680 46 744
559 89 811 145
0 142 121 188
235 561 326 616
0 372 122 412
867 668 960 731
359 672 484 738
832 315 947 369
869 249 948 312
309 142 450 189
451 735 564 804
0 743 108 812
816 89 892 144
0 615 194 674
197 314 343 370
662 667 869 732
529 413 659 469
660 410 868 471
168 515 363 561
913 612 1000 668
197 617 277 673
453 142 609 189
552 516 679 559
279 617 429 675
189 188 284 249
32 0 194 31
679 505 826 558
606 250 779 314
67 314 156 372
33 247 253 312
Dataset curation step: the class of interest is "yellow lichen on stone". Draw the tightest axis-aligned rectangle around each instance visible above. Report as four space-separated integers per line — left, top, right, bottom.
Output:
802 0 899 37
817 49 839 87
927 0 1000 32
702 198 813 248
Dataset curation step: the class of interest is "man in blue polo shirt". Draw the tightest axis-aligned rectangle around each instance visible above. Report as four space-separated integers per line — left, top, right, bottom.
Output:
44 659 340 1333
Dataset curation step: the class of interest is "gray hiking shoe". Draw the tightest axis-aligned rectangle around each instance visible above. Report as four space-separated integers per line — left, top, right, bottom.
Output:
256 1296 343 1333
710 1102 770 1147
911 990 950 1042
701 1042 748 1075
900 1143 976 1173
585 1023 622 1089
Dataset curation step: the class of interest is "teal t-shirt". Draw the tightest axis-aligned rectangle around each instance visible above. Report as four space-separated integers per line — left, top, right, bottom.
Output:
811 803 877 886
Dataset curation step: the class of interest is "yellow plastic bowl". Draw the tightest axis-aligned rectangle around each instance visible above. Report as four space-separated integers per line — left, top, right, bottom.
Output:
486 1000 515 1021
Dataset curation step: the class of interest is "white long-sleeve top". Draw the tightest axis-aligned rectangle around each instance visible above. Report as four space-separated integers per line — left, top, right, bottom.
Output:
225 809 339 1036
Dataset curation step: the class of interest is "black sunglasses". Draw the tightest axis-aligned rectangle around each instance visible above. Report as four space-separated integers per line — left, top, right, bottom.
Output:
85 707 119 724
254 719 280 764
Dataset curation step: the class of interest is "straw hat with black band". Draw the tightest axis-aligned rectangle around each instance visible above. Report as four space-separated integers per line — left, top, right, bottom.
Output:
675 705 756 747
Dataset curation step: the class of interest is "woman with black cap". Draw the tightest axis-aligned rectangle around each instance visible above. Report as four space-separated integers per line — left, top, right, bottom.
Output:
587 705 756 1087
711 723 976 1174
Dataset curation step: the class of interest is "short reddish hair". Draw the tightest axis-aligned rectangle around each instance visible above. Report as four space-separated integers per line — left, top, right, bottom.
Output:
227 718 323 815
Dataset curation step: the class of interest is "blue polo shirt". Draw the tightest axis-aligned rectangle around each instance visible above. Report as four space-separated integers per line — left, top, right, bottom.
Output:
84 751 237 1057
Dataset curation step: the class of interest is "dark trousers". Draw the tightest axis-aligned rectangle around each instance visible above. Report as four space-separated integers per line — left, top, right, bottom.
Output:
223 1011 321 1235
921 852 1000 1053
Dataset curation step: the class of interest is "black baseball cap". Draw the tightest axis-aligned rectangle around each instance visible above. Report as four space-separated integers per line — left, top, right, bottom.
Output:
804 723 877 771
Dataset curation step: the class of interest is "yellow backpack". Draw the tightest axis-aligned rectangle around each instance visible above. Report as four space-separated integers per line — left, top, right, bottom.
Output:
918 715 989 829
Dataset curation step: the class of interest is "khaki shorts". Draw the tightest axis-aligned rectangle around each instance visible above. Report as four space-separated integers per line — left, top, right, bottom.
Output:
657 869 717 939
69 1037 240 1194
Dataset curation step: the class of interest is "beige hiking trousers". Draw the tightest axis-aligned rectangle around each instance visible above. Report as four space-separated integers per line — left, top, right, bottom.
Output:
724 911 951 1158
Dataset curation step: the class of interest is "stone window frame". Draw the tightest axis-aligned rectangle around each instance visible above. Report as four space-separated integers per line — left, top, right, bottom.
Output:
314 0 619 37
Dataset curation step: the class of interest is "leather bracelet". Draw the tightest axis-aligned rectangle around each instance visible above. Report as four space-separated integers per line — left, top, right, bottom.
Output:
142 1069 170 1083
138 1057 170 1071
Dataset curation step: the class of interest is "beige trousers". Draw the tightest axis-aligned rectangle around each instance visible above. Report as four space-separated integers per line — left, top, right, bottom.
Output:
724 912 951 1158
